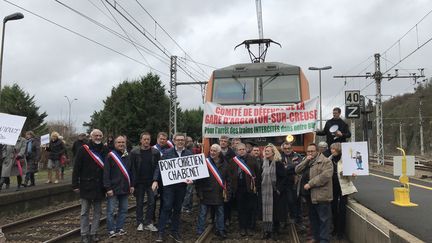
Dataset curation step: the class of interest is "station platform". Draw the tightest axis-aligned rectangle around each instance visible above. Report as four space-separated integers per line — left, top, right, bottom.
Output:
352 169 432 242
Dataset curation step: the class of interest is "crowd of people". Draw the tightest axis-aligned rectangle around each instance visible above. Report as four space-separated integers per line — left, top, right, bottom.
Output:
0 107 357 243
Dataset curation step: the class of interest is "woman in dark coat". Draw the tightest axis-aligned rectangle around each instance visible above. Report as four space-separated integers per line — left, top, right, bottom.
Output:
45 131 65 184
24 131 41 187
196 144 231 239
261 143 285 240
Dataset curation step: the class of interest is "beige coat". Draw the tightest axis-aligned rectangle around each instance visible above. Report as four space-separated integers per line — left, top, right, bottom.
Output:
334 156 358 196
1 137 27 177
296 153 333 204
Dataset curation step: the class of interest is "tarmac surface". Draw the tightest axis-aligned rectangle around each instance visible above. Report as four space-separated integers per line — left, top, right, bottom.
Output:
353 169 432 242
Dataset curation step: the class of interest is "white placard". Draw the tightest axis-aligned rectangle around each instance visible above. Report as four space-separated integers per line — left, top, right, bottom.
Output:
0 113 27 145
393 156 415 176
40 133 50 145
341 141 369 176
159 153 209 186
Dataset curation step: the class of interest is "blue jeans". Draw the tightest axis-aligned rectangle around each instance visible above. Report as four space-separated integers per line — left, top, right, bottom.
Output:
309 202 332 243
197 204 224 234
80 199 102 236
107 194 128 233
158 184 186 235
135 184 155 225
182 184 193 210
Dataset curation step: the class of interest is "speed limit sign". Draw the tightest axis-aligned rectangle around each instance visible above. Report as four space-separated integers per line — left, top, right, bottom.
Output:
345 90 360 105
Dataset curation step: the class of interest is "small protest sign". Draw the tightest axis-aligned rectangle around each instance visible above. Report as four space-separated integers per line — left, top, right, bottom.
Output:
40 134 50 145
341 141 369 176
159 153 209 186
0 113 27 145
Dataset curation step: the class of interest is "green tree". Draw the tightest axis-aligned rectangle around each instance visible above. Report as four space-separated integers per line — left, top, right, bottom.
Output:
178 107 204 141
0 83 48 135
84 73 170 145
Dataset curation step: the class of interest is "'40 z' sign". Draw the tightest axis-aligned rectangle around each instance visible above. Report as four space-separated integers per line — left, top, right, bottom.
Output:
345 90 360 119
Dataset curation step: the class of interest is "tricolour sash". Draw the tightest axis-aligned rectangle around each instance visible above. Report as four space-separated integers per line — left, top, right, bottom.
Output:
167 140 174 148
83 145 104 169
153 144 164 156
206 158 226 190
232 156 254 178
109 151 130 187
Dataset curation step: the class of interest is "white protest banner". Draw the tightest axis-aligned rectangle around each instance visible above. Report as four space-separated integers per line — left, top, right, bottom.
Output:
0 113 27 145
40 133 50 145
159 153 209 186
341 141 369 176
202 97 319 138
393 156 415 176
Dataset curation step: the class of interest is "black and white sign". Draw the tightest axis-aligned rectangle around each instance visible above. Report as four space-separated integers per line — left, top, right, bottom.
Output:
346 106 360 119
345 90 360 105
159 153 209 186
0 113 27 145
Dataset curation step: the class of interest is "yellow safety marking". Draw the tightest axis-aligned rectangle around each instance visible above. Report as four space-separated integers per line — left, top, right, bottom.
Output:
370 173 432 191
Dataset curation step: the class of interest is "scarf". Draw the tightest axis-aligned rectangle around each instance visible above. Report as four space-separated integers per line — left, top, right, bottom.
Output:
261 158 277 230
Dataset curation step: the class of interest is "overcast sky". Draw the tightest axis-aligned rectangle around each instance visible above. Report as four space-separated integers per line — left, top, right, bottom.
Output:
1 0 431 133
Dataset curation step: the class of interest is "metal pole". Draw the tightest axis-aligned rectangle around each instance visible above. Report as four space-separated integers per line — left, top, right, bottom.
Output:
0 21 6 102
373 53 384 165
308 66 332 131
419 97 424 155
319 70 322 130
0 13 24 103
399 122 403 148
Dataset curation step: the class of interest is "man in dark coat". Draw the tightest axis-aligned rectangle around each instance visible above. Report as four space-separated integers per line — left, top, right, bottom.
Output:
24 131 41 187
152 133 193 243
281 141 303 226
104 135 135 238
72 129 108 243
231 143 260 236
196 144 230 239
316 107 351 149
130 132 160 232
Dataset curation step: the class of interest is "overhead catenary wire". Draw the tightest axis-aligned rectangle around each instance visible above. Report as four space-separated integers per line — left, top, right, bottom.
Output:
55 0 171 68
103 0 207 87
2 0 171 78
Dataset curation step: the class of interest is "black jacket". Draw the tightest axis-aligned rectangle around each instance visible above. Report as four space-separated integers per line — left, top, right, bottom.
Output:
316 118 351 146
72 139 87 157
72 142 108 200
103 149 134 196
195 156 231 205
47 139 65 160
281 152 302 187
130 146 161 186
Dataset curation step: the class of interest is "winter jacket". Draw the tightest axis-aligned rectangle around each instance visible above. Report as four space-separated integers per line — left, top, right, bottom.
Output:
130 146 160 186
103 149 134 196
281 151 302 187
1 137 27 177
72 142 108 200
26 137 41 173
296 153 333 203
195 156 231 205
46 139 65 160
228 153 260 194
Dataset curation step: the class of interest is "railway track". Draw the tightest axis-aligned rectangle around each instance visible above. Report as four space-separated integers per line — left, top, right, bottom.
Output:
195 221 301 243
0 201 137 243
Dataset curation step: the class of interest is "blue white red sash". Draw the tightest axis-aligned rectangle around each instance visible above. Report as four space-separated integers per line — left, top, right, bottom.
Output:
233 156 254 178
83 145 104 169
206 158 226 190
167 140 174 148
109 151 131 187
153 144 164 156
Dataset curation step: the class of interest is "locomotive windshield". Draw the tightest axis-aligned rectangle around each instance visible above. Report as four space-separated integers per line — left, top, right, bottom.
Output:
212 74 300 104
